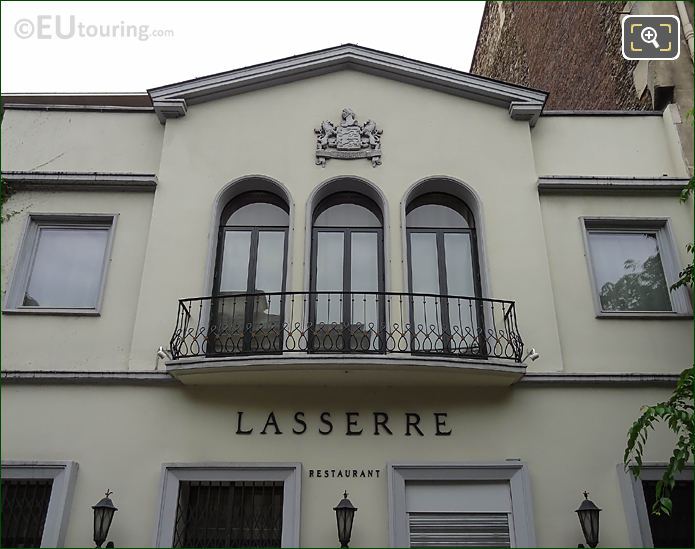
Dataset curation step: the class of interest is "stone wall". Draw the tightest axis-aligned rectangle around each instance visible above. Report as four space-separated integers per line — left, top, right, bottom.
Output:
471 1 653 110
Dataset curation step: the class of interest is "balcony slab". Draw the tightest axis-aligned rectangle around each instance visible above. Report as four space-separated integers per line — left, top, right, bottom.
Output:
166 354 526 386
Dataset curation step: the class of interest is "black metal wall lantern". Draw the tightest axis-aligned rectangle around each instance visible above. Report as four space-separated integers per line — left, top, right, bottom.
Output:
576 491 601 548
333 491 357 548
92 489 118 548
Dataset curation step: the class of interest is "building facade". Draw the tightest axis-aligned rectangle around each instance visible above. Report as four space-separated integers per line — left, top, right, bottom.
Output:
1 45 693 548
471 1 695 175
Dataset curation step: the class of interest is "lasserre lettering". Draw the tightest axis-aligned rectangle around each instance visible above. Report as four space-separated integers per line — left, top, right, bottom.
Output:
235 411 452 436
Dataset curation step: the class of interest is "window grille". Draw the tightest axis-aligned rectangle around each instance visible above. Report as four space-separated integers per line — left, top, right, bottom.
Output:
173 480 283 548
1 478 54 548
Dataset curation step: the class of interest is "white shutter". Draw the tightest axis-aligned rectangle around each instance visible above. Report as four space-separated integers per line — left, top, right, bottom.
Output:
408 512 511 547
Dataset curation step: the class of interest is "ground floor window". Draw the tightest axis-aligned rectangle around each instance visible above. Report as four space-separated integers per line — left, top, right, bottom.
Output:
641 478 693 548
2 479 53 547
0 461 78 548
155 464 301 548
406 482 513 547
618 464 694 548
173 480 284 548
388 463 535 547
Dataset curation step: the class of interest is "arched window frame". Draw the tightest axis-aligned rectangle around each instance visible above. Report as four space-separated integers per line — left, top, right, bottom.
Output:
309 190 386 353
209 189 290 355
403 185 486 356
405 192 483 300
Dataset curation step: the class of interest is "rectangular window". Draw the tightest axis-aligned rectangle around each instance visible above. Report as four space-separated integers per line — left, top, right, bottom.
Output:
582 219 691 316
173 481 283 548
618 465 694 548
388 463 536 548
641 479 693 548
1 479 54 548
4 214 116 314
0 461 78 548
155 464 300 548
406 482 512 547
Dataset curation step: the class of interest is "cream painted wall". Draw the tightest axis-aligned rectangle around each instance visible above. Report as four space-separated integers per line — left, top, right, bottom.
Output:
532 115 687 177
1 110 163 173
128 70 564 373
540 195 693 372
0 70 691 377
1 192 154 370
0 383 678 548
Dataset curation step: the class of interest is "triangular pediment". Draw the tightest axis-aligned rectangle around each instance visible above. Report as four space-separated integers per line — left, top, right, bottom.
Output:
147 44 547 125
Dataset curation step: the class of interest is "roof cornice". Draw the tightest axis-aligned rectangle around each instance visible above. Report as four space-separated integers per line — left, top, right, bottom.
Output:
147 44 548 125
537 175 689 195
1 171 158 192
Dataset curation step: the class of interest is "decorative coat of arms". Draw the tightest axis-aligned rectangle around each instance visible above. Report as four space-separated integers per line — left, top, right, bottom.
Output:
315 108 382 167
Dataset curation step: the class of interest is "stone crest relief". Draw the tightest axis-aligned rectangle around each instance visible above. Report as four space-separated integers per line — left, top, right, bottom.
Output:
315 108 382 167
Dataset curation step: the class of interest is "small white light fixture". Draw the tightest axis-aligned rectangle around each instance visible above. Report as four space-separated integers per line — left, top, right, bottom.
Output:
157 346 171 360
522 348 540 362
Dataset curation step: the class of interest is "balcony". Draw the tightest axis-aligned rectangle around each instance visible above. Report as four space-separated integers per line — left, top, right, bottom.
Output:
167 292 525 385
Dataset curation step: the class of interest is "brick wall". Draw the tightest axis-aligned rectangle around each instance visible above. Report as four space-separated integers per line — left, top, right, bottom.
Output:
471 1 653 110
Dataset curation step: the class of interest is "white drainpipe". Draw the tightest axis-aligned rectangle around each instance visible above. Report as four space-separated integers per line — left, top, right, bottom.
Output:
676 1 694 60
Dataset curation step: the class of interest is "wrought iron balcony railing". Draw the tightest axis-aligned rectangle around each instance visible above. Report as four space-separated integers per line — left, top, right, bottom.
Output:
169 291 524 363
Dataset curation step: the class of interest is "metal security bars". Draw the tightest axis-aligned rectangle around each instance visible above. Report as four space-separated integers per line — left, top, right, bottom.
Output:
170 292 524 362
1 479 53 548
172 481 283 548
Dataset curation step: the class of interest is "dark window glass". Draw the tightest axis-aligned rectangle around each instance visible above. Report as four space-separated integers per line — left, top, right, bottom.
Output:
314 192 382 227
173 480 284 548
1 479 53 548
406 194 482 355
211 192 289 355
642 479 693 548
310 192 384 352
221 192 289 226
22 227 109 308
588 232 672 312
406 193 474 228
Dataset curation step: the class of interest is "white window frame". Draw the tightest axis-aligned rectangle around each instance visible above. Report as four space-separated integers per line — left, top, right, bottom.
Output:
153 462 301 547
387 462 536 547
1 460 79 547
3 213 117 315
581 217 692 318
617 463 694 547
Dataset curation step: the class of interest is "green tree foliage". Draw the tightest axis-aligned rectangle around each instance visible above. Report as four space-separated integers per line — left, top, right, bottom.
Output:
672 177 695 291
623 172 694 517
624 368 694 516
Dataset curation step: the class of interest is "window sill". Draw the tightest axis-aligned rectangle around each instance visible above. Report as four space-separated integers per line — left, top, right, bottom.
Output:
595 312 692 320
2 308 101 316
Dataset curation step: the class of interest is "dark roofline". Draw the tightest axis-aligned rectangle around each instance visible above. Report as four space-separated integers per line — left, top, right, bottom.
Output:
147 43 548 125
148 42 548 99
2 94 152 108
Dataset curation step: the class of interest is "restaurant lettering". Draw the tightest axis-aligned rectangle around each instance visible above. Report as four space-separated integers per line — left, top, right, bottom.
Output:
308 468 381 479
236 411 452 436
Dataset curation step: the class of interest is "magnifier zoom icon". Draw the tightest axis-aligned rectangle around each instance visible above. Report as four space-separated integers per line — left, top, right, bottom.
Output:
640 26 660 48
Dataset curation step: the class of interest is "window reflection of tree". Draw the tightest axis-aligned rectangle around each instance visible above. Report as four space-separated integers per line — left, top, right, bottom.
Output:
599 250 671 312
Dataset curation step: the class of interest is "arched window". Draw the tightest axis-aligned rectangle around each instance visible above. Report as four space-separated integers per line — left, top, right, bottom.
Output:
310 191 385 352
406 193 482 354
210 191 289 354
